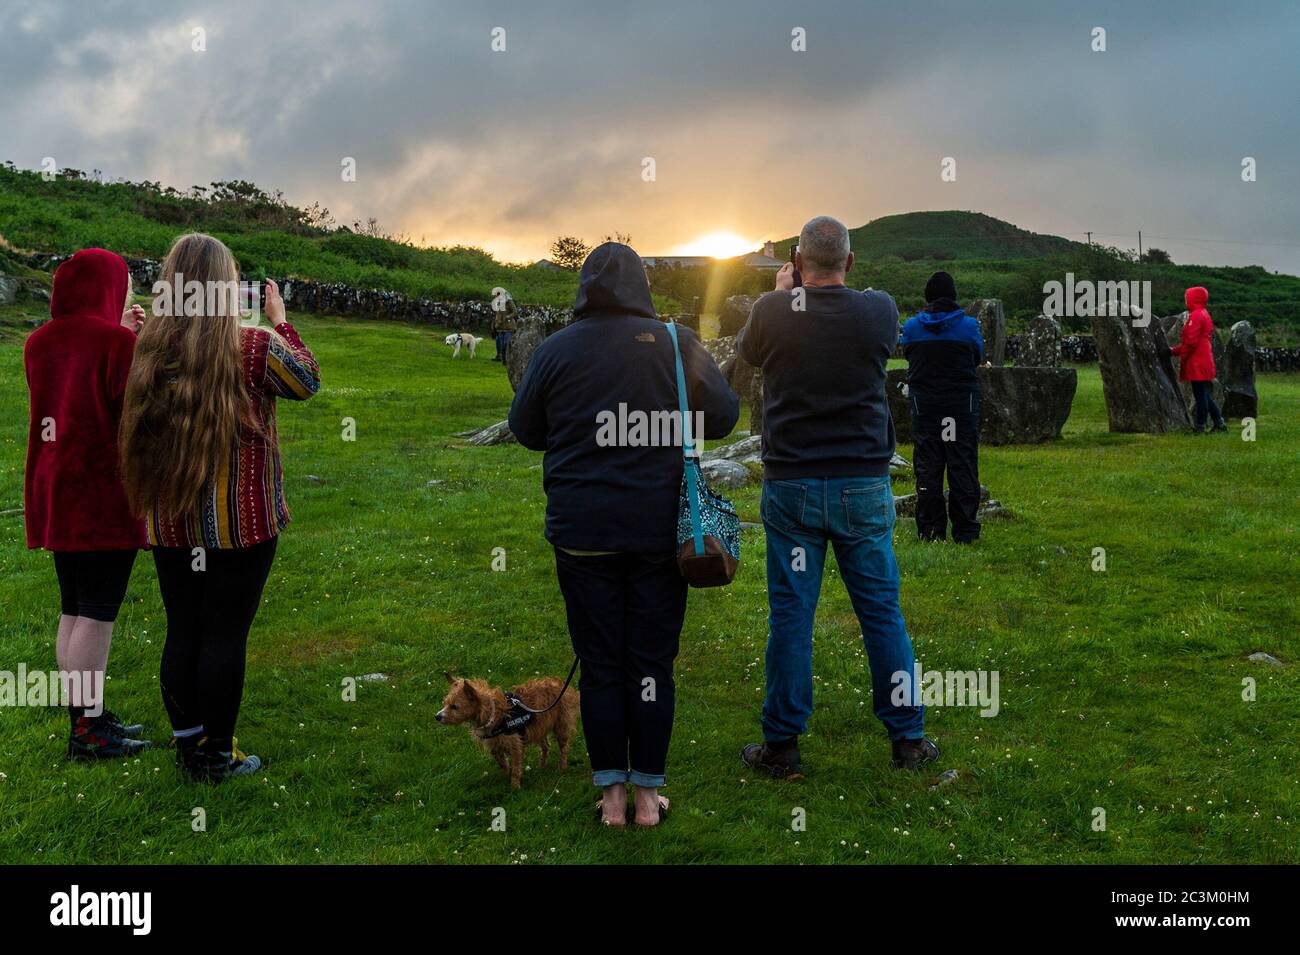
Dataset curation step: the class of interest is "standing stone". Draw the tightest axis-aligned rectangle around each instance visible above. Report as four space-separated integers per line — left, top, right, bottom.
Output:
1221 321 1258 419
0 273 18 306
704 333 762 436
1093 309 1190 433
1019 315 1062 367
1157 311 1187 336
719 294 759 338
664 312 700 334
966 299 1006 366
725 356 763 437
506 318 548 392
886 367 1075 445
886 369 912 443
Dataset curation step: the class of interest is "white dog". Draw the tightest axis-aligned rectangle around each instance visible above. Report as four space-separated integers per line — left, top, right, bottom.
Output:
444 333 484 359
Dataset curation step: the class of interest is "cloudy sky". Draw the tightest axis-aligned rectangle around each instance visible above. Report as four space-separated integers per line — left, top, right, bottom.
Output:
2 0 1298 271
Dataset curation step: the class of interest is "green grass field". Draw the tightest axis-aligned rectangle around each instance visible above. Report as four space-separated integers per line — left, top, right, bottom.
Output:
0 306 1296 864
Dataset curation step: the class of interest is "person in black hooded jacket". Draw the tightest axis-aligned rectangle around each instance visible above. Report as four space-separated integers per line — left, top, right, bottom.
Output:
899 271 984 542
509 242 738 827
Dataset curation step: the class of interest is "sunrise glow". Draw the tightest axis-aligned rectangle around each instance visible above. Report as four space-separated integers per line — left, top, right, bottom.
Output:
671 231 758 259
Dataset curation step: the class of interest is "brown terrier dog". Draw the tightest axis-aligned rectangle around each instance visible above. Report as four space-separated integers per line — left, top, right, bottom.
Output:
437 673 580 789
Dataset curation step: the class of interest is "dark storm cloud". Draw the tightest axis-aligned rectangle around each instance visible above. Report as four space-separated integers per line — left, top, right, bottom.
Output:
1 0 1297 269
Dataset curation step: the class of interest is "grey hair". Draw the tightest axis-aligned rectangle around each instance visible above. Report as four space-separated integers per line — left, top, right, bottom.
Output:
798 216 851 272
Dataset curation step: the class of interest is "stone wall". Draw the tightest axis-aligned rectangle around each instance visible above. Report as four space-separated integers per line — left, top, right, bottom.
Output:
21 251 1300 372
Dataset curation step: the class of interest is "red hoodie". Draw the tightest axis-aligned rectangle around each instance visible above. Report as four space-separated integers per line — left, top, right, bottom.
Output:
23 249 147 551
1170 286 1216 382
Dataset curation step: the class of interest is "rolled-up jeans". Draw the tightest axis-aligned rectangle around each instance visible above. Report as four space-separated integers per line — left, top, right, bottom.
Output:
760 476 924 742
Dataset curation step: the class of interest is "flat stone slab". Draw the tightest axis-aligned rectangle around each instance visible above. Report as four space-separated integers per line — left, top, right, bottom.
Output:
887 367 1076 445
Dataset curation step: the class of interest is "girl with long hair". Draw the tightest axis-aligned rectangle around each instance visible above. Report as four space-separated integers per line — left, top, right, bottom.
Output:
119 233 320 782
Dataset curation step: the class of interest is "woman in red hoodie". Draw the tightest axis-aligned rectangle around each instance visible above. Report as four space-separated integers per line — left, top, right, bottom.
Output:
1171 286 1226 433
24 249 151 759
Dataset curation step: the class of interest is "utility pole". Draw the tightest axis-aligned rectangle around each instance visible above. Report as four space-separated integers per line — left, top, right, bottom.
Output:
1138 230 1143 261
1086 231 1092 246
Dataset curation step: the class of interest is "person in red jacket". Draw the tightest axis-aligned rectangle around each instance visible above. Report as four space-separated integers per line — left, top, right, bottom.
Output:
24 248 152 759
1170 286 1226 433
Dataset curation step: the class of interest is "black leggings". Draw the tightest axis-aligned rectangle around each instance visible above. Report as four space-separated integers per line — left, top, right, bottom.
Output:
53 550 138 621
153 538 277 747
554 549 687 787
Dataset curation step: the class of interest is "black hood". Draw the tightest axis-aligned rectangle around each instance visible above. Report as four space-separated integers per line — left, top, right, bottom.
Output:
573 242 656 320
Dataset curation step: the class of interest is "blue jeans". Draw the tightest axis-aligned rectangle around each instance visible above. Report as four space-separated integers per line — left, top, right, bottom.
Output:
1191 380 1224 431
494 331 513 362
760 476 924 742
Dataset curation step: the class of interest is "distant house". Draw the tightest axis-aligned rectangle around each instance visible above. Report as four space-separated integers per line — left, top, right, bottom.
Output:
531 259 567 271
641 242 784 271
740 242 784 270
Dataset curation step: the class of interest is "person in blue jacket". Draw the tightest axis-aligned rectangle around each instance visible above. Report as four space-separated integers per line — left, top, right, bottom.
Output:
900 271 984 543
509 242 738 828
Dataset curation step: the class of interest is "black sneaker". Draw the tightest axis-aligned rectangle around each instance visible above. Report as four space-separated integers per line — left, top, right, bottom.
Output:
1212 423 1228 433
891 736 940 770
740 739 803 779
176 736 262 784
101 709 145 739
67 716 152 761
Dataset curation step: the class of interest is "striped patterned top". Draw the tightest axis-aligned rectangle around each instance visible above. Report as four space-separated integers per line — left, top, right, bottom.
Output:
147 321 320 549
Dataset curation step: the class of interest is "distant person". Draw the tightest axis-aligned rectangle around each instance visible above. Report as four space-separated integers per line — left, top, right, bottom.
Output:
492 292 518 364
736 216 937 778
1171 286 1226 433
509 242 738 827
900 271 985 543
119 233 320 783
24 249 151 759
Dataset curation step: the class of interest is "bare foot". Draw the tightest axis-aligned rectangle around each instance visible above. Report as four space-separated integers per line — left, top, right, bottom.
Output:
633 787 670 827
600 784 628 827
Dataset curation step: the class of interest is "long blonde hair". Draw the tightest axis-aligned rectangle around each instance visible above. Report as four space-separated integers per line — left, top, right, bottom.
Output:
120 233 258 519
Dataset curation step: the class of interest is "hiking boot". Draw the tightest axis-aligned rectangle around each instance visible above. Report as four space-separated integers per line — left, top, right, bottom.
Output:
101 709 145 738
1212 423 1228 433
891 736 940 770
740 739 803 779
176 736 262 784
67 716 152 761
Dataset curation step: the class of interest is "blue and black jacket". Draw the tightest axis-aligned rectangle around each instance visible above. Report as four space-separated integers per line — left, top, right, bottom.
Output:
900 299 983 417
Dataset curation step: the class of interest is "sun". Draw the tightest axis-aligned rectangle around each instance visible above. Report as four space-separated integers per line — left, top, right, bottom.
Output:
673 231 757 258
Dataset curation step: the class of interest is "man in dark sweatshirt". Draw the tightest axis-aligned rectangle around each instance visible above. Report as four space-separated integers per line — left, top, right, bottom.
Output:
736 216 937 778
509 242 738 827
900 271 984 543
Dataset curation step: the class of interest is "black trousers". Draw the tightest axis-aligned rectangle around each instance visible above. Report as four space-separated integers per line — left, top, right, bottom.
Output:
913 410 981 542
53 549 138 621
554 549 687 786
153 538 277 748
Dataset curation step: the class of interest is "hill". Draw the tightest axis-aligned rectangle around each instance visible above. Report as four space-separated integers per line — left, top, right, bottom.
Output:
0 163 582 307
775 210 1084 263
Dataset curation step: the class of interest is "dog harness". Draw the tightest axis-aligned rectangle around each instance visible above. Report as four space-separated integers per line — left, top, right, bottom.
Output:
481 657 580 739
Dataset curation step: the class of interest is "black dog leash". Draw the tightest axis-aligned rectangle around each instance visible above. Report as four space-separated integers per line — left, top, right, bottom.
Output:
483 657 580 739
